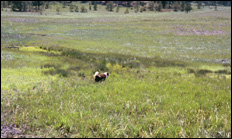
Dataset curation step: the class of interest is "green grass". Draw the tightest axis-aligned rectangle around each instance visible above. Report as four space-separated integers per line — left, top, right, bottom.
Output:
1 3 231 138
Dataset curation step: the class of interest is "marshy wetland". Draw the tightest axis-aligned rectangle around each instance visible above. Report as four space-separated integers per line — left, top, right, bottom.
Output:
1 3 231 138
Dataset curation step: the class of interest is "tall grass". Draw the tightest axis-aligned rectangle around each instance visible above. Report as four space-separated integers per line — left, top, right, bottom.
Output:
1 4 231 138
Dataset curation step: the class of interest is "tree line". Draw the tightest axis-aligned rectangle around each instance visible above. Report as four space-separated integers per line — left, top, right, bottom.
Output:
1 1 231 13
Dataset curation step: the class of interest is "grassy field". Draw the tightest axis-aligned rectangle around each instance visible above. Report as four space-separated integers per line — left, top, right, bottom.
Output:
1 3 231 138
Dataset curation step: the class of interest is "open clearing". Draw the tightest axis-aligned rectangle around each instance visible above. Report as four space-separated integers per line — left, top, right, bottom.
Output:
1 4 231 138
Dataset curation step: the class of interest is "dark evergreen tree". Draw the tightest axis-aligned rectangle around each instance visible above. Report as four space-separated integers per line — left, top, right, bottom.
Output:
44 1 49 9
116 5 119 12
134 1 140 12
2 1 9 8
161 1 167 9
89 2 92 10
148 1 155 11
75 5 79 12
185 2 192 13
214 2 218 11
197 1 202 9
106 1 113 11
93 2 97 11
11 1 33 12
180 1 185 12
70 4 74 12
156 2 162 12
62 1 66 8
1 1 3 11
173 1 180 12
32 1 44 11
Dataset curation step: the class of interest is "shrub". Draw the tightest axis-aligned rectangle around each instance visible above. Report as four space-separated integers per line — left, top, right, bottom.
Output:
56 7 60 15
81 6 87 13
124 8 129 14
56 69 68 77
194 69 213 77
74 5 79 12
187 68 195 74
116 5 119 12
214 70 230 74
69 4 74 12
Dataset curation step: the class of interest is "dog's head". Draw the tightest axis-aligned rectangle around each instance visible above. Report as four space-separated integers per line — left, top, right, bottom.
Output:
104 72 110 77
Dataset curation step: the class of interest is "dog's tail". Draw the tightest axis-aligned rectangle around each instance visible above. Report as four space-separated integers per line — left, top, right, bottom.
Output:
94 71 99 77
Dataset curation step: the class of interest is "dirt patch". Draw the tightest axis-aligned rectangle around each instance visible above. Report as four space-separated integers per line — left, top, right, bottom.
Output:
1 112 41 138
161 9 173 12
1 123 26 138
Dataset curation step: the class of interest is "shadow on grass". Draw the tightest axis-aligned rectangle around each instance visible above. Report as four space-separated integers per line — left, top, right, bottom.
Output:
187 68 231 77
61 49 187 69
42 67 69 77
38 46 187 77
5 45 187 77
39 47 187 77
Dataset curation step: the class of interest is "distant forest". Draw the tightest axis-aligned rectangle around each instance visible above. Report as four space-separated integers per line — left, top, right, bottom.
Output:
1 1 231 13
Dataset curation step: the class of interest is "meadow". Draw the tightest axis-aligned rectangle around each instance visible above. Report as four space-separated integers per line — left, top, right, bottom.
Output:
1 3 231 138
